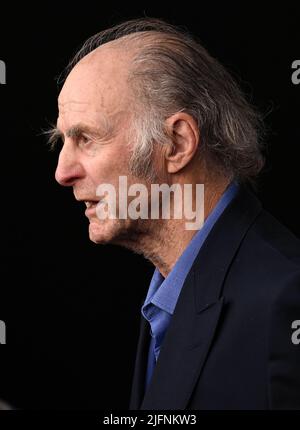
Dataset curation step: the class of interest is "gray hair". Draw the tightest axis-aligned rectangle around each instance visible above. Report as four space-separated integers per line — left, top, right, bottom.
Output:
64 18 265 184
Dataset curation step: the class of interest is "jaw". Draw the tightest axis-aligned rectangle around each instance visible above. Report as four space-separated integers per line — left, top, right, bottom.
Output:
88 217 139 245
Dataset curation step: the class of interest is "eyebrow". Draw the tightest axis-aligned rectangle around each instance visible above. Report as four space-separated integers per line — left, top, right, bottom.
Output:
44 123 100 151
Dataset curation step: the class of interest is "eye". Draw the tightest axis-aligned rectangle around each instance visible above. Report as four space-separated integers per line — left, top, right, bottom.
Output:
79 134 92 147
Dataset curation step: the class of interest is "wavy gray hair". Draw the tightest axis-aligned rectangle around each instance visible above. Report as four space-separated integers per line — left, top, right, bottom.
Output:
64 18 265 184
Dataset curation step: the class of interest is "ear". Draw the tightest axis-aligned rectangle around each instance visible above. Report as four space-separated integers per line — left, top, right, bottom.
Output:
164 112 200 174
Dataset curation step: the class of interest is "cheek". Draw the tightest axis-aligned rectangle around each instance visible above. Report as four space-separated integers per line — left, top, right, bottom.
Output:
88 152 131 185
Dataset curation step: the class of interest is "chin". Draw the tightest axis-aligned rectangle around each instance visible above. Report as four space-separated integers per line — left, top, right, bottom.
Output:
88 218 130 245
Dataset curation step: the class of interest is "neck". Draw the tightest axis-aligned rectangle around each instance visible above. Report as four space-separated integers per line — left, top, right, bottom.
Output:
121 177 231 277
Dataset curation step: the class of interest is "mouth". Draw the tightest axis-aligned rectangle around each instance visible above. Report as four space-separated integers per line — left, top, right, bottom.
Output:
84 200 98 209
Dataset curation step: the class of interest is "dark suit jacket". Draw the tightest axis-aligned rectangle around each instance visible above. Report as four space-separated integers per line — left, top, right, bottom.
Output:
129 185 300 410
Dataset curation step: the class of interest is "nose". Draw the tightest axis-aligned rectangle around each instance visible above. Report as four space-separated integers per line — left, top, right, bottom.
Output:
55 144 85 187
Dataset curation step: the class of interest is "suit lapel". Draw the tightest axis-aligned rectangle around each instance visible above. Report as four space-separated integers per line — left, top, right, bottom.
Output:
130 186 263 410
129 316 150 409
141 267 224 409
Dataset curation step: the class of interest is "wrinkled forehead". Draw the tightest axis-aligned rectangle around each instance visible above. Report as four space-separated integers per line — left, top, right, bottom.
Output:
58 45 132 116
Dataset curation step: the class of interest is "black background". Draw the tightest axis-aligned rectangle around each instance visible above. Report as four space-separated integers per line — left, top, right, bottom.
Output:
0 2 299 410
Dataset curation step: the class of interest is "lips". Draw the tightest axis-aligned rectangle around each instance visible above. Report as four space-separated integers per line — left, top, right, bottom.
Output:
84 201 98 209
84 201 99 218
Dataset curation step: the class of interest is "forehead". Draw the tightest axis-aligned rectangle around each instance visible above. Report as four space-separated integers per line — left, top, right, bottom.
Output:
58 45 132 121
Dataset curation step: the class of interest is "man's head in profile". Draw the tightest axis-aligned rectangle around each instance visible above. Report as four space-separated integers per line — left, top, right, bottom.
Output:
50 18 263 276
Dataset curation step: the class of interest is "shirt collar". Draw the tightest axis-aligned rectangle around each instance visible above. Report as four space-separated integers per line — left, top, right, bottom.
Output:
142 181 239 317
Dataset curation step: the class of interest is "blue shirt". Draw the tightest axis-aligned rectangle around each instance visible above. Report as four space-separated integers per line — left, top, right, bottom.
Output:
141 181 239 389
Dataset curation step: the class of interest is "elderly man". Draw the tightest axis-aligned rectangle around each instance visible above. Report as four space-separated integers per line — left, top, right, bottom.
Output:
51 18 300 410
